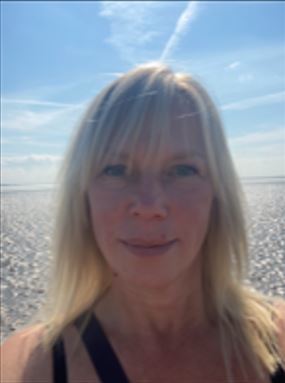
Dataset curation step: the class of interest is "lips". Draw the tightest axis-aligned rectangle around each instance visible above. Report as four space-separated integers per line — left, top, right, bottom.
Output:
121 239 176 247
120 239 177 257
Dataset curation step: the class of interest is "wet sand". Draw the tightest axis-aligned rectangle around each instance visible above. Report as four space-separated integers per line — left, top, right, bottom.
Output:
1 182 285 342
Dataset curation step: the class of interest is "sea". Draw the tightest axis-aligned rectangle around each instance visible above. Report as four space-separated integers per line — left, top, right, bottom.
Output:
1 176 285 192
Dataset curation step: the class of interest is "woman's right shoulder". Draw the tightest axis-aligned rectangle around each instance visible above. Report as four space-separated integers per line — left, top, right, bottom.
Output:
0 324 53 383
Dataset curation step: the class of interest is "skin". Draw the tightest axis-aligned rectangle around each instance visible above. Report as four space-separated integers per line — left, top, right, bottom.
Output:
87 116 215 352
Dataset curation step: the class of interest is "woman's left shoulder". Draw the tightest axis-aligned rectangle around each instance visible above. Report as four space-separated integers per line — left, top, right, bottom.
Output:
1 324 53 383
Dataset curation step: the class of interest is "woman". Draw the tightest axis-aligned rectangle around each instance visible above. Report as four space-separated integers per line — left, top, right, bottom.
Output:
1 63 285 383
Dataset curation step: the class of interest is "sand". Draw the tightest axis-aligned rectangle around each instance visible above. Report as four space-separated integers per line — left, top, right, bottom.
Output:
1 182 285 342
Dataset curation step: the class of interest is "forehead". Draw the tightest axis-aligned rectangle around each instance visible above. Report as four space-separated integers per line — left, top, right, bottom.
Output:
110 114 206 168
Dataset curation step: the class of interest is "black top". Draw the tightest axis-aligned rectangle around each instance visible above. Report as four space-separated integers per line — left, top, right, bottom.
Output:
53 313 285 383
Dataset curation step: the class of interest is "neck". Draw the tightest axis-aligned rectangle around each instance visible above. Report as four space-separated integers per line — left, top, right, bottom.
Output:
94 260 211 349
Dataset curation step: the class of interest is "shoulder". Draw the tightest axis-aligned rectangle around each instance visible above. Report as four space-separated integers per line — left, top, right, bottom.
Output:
1 324 53 383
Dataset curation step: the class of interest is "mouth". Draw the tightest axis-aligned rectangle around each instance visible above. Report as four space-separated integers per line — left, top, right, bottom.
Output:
120 239 178 256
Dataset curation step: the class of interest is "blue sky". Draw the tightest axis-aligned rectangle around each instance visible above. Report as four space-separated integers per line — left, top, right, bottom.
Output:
1 1 285 184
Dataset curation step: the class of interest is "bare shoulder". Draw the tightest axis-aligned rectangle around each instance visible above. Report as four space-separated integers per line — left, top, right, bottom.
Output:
1 324 53 383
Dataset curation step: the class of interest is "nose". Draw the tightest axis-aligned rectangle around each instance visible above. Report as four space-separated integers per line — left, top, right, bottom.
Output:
128 175 168 220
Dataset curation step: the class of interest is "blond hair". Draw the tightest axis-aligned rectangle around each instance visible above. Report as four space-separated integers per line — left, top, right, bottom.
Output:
31 62 284 380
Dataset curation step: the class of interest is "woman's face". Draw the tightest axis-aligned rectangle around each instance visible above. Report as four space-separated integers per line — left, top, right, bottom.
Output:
87 117 214 288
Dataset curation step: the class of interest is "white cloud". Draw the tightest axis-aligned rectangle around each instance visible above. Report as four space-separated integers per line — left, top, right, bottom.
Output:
99 1 164 63
1 96 87 184
221 91 285 111
2 166 59 185
232 154 285 178
229 127 285 177
100 72 124 78
226 61 241 70
160 1 199 61
1 155 63 185
1 155 62 166
229 128 285 146
2 109 64 131
2 101 84 132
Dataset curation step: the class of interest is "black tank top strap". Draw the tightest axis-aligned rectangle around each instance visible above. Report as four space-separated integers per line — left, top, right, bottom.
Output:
270 364 285 383
74 312 130 383
52 335 68 383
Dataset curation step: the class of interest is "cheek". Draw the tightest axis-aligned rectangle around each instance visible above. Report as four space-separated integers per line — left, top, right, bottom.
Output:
173 185 213 235
88 190 122 242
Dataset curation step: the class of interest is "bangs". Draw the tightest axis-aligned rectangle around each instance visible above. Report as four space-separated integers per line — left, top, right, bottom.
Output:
86 77 203 179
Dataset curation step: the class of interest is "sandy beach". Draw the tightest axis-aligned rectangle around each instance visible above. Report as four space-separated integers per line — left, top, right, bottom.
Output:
1 181 285 342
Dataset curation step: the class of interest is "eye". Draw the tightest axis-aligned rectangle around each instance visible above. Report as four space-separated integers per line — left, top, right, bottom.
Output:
168 164 199 177
101 164 127 177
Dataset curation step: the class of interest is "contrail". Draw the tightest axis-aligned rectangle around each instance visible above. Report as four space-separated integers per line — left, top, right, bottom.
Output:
160 1 199 62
